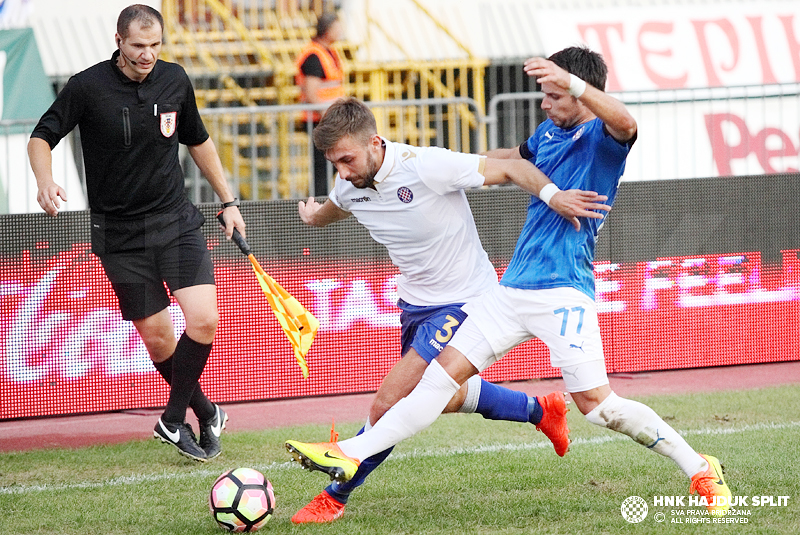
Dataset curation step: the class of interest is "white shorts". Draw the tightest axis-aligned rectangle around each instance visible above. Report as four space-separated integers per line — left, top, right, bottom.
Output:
448 285 609 392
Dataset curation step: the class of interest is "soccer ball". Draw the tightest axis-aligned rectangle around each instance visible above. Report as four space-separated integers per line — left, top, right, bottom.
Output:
209 468 275 532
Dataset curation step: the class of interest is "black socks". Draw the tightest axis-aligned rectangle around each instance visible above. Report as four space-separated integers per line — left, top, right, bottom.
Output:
158 333 214 423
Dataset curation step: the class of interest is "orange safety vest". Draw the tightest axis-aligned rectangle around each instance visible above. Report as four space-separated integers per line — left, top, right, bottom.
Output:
295 40 345 122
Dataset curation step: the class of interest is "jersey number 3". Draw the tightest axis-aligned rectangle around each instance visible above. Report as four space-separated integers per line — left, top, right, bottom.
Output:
435 315 460 343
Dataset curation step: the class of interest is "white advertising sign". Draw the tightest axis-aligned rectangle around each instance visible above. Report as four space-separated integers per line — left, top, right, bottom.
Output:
536 2 799 91
622 91 800 181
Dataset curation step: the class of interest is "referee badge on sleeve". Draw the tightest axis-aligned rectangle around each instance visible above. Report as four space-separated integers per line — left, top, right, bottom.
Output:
160 112 177 137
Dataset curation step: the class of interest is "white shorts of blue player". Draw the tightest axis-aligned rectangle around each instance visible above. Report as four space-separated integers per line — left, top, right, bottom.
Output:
337 284 712 484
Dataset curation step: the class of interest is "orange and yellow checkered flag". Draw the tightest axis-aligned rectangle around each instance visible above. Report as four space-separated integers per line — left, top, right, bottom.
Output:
248 256 318 378
217 212 318 378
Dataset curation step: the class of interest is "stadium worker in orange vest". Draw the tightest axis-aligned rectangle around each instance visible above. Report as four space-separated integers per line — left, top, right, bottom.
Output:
295 12 345 196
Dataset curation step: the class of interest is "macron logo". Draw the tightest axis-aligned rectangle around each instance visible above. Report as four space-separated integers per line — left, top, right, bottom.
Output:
401 150 417 161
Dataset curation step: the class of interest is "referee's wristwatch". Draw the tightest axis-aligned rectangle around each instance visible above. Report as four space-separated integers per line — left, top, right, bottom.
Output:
222 198 240 209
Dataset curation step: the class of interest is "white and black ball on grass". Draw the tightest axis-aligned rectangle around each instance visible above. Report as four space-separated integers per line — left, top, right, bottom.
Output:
209 468 275 532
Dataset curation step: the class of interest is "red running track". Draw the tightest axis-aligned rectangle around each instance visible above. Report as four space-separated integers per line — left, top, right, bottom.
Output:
1 361 799 453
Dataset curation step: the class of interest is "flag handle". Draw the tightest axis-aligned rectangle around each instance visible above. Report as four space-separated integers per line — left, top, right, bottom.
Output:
217 211 304 331
216 211 251 256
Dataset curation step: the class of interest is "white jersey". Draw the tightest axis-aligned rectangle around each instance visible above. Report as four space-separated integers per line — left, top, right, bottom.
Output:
329 138 498 306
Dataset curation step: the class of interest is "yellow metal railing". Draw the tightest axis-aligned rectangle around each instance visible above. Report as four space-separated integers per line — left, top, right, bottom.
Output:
191 98 485 203
161 0 488 200
359 0 486 148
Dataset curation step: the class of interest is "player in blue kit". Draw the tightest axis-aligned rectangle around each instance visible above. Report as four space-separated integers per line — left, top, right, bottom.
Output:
288 97 610 523
285 48 733 516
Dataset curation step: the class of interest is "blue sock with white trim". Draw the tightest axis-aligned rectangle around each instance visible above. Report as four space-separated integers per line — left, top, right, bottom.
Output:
475 378 542 424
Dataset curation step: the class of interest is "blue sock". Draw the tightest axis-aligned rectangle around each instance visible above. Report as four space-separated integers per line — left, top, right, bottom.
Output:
528 396 543 425
325 426 394 505
475 379 542 424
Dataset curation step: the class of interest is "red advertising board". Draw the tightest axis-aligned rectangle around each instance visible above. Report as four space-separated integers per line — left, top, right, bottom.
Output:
2 243 799 420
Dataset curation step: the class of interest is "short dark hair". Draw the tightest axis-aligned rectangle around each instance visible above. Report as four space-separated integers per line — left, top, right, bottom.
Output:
117 4 164 39
313 97 377 152
316 12 339 39
548 46 608 92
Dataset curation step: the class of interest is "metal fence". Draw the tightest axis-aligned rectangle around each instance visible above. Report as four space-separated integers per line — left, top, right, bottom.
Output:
4 83 799 213
185 97 484 203
193 81 800 196
488 83 800 182
1 98 484 212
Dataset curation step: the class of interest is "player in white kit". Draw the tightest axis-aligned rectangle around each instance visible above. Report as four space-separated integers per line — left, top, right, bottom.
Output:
289 97 610 523
286 49 733 517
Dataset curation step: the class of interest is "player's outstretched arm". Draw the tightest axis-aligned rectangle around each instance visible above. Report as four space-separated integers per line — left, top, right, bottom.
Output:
28 137 67 217
298 196 350 227
481 158 609 230
481 147 522 160
481 157 549 192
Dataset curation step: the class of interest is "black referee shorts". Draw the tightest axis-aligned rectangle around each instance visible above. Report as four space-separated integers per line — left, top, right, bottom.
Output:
98 225 215 322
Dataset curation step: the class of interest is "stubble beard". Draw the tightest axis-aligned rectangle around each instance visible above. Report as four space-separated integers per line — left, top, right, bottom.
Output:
351 155 380 189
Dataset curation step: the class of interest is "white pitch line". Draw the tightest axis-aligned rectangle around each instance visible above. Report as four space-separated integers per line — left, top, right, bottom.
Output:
2 420 798 495
391 420 800 460
0 462 295 495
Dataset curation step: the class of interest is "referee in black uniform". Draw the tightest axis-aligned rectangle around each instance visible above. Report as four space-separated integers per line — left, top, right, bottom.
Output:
28 4 245 462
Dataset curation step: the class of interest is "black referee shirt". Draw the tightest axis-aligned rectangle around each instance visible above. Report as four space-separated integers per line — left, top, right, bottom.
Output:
31 51 209 220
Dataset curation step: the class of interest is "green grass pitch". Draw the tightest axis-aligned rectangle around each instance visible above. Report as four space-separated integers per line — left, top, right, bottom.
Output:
2 385 799 534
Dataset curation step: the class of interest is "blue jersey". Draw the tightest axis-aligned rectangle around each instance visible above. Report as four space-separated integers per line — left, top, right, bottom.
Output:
500 117 632 299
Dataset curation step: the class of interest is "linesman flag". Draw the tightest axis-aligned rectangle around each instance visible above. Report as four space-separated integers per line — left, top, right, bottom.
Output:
217 213 318 378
